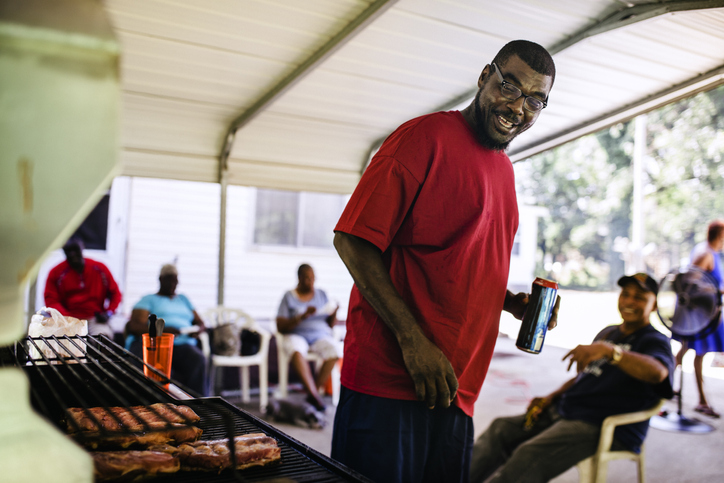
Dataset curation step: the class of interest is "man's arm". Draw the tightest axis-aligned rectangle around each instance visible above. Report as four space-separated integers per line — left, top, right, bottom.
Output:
104 267 122 314
276 306 315 334
326 306 339 328
334 231 458 409
563 341 668 384
527 376 577 412
691 248 714 272
127 308 151 336
44 269 69 314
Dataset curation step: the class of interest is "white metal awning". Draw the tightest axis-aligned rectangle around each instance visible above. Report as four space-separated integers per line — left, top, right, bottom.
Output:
108 0 724 194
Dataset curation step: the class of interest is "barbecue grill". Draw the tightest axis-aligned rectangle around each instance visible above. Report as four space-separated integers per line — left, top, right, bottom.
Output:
1 335 372 482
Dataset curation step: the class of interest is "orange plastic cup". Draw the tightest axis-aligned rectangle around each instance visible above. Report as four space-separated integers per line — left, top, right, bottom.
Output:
142 333 174 388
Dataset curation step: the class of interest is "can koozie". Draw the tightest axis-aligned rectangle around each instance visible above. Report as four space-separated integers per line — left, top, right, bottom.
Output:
516 278 558 354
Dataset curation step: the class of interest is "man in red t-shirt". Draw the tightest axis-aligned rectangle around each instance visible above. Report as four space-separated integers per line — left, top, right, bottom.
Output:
44 238 122 337
331 40 558 483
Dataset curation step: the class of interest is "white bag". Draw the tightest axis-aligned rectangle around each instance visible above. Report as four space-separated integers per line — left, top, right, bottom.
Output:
28 307 88 361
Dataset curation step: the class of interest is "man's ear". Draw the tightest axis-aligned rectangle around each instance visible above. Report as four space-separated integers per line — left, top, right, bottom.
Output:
478 64 491 88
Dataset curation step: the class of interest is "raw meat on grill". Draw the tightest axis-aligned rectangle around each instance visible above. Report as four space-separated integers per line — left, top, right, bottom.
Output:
66 403 200 433
92 449 180 481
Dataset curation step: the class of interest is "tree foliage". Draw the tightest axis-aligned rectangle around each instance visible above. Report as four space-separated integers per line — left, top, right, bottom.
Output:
516 84 724 289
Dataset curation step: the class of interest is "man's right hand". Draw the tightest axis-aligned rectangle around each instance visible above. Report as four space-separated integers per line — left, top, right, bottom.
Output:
526 396 551 413
400 330 458 409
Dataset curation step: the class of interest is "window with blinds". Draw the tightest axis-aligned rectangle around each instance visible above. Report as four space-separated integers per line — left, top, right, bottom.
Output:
253 189 348 249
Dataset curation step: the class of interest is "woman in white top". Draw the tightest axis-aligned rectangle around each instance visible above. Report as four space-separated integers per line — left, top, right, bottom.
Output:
277 264 340 411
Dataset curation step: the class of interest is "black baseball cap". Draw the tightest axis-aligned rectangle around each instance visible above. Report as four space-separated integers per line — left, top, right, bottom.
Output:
617 273 659 295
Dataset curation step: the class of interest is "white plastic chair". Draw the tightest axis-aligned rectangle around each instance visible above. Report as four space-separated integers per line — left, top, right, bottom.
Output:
199 307 271 412
577 399 665 483
274 325 345 406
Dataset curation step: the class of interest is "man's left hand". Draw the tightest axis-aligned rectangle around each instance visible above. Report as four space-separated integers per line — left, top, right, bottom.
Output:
504 292 529 320
548 295 561 330
563 341 613 372
94 311 110 324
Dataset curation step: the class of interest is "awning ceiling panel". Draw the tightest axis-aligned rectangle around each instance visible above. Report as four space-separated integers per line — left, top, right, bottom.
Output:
106 0 724 194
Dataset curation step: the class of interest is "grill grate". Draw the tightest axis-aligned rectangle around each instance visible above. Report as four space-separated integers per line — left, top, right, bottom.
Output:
1 335 371 483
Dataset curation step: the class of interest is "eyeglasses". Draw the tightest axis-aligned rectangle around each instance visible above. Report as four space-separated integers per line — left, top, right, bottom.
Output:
491 63 547 113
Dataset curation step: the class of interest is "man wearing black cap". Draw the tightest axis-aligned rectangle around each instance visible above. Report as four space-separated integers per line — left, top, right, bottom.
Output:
470 273 674 483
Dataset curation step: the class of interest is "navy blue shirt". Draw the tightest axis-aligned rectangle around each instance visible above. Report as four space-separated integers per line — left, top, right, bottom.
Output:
557 324 674 453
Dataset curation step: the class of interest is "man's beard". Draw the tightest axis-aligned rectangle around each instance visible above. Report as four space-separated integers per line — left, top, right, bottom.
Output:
471 88 512 152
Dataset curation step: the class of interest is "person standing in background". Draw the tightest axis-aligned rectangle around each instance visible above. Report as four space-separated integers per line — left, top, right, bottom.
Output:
44 238 121 338
673 219 724 418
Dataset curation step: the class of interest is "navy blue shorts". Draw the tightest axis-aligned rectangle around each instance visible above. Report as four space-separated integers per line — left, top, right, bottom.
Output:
331 386 474 483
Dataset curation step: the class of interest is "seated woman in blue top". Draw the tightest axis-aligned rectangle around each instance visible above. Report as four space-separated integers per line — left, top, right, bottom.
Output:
277 264 341 411
126 264 207 395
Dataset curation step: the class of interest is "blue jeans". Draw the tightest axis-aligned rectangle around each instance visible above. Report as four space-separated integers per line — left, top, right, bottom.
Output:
331 386 474 483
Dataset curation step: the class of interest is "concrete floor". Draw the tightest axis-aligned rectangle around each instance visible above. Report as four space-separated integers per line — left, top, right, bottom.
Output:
231 335 724 483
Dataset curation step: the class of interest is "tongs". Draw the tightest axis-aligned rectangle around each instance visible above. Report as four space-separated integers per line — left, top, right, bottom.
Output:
146 314 166 359
147 314 166 338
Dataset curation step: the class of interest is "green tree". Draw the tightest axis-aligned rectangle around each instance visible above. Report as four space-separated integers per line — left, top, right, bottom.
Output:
644 85 724 273
516 84 724 289
516 121 634 290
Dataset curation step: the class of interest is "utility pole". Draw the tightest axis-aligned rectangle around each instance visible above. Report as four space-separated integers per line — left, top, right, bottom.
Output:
630 114 647 273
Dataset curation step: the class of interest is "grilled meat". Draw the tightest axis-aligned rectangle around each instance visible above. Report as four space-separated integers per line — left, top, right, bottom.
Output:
66 403 200 433
92 449 180 481
151 433 282 471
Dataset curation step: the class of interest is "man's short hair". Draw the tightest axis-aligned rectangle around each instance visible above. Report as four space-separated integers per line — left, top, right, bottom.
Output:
492 40 556 86
707 219 724 243
62 237 84 253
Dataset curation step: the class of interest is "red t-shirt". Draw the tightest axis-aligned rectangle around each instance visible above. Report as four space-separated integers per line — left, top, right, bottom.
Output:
334 110 519 417
44 258 122 320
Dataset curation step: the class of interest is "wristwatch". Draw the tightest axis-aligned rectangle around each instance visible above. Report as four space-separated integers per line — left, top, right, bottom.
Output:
610 345 623 366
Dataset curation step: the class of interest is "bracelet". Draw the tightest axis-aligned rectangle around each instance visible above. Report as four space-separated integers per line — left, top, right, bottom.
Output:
610 345 623 366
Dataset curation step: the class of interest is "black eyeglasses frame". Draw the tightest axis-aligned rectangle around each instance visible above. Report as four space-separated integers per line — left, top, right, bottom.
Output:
491 63 547 113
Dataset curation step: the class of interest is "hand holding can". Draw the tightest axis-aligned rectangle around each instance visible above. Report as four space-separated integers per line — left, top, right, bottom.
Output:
516 278 559 354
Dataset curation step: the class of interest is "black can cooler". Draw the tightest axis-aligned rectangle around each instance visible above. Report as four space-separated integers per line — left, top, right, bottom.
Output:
516 278 559 354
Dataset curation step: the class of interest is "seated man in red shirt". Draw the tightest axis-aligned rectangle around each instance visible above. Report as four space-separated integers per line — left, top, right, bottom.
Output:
44 238 122 337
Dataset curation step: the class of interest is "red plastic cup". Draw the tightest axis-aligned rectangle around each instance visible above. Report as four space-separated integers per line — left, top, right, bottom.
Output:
142 333 174 388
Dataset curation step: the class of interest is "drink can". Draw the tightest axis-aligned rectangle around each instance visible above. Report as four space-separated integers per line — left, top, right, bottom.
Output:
516 278 558 354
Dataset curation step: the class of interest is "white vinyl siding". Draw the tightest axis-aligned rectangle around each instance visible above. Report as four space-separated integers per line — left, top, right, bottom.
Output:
226 186 353 322
124 178 220 315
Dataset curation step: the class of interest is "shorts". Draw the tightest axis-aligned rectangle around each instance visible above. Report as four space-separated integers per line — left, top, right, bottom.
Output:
281 333 342 360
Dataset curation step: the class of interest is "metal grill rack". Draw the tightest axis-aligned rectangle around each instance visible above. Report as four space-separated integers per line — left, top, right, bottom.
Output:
0 335 372 482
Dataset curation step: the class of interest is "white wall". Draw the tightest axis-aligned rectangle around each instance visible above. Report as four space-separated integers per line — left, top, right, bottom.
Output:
224 186 353 322
124 177 220 316
123 180 353 323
